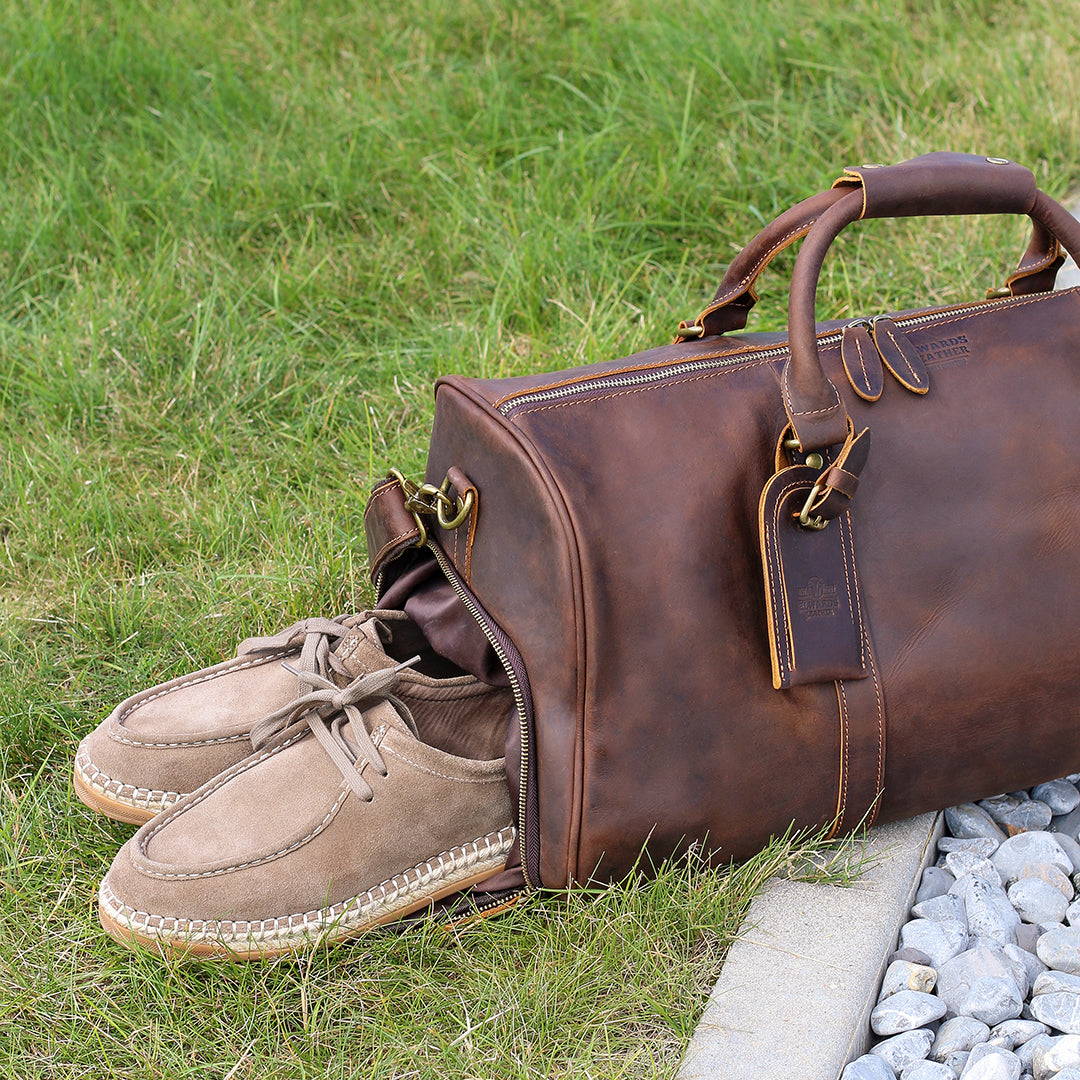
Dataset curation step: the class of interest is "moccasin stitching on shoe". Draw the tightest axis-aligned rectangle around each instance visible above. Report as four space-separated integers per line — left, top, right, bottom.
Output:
97 678 516 958
99 826 516 959
73 612 448 824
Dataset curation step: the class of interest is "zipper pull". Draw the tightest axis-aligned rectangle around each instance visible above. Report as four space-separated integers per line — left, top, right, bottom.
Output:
871 316 930 395
841 322 884 401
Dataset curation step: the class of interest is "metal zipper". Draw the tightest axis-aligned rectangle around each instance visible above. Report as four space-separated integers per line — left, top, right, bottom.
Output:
423 539 538 891
498 294 1029 417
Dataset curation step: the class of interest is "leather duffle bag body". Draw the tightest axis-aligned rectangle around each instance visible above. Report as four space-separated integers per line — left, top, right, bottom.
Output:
364 152 1080 895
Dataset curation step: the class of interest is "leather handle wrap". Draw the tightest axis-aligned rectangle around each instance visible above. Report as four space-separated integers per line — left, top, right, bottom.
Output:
833 153 1038 220
784 166 1080 450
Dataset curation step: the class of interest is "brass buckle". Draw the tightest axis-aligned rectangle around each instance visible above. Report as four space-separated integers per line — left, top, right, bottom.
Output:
389 469 475 546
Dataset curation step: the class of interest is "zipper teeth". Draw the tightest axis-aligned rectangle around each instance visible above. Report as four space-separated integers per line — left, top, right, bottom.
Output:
468 889 523 916
424 541 535 891
499 295 1020 416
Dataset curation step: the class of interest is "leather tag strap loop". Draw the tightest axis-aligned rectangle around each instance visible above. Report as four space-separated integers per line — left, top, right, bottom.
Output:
800 426 872 526
831 629 887 837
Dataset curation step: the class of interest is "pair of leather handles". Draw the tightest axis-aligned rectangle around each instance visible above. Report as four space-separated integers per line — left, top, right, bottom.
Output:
680 152 1080 451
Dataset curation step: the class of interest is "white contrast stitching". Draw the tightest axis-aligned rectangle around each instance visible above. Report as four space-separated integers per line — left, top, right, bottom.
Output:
115 650 294 731
100 827 516 945
381 743 506 785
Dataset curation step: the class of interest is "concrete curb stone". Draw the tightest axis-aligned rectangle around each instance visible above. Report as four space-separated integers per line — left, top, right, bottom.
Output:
678 812 943 1080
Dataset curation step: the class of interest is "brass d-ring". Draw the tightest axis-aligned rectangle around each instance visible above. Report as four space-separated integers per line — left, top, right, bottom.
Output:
436 487 474 530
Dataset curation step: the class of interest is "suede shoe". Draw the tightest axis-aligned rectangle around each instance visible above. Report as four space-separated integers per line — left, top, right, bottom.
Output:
98 656 516 959
74 611 485 825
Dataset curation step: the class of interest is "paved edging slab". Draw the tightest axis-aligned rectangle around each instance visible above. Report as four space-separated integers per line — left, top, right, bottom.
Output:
678 811 943 1080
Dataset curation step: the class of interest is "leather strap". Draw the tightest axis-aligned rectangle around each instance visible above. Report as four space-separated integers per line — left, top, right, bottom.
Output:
831 623 887 836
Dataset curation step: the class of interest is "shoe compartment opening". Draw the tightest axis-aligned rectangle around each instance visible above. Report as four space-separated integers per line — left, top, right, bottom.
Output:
377 547 515 764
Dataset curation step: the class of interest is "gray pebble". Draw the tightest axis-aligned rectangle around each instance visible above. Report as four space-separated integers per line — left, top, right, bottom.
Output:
1015 924 1044 954
901 1062 955 1080
980 796 1054 835
871 1029 937 1073
1032 969 1080 996
997 946 1035 1000
1016 1031 1054 1072
1029 992 1080 1034
992 834 1073 886
1033 781 1080 816
948 805 1009 842
931 1016 992 1060
1017 862 1074 901
873 990 948 1036
945 1052 971 1074
1004 944 1047 996
950 875 1020 947
1051 807 1080 842
1054 834 1080 873
940 837 1002 859
959 1043 1021 1079
1008 878 1069 926
1067 898 1080 927
938 946 1024 1026
902 919 970 970
1050 1069 1080 1080
914 893 969 929
842 1052 898 1080
987 1020 1049 1050
881 960 939 1000
963 1045 1019 1080
947 853 1005 887
920 866 961 903
1033 1033 1080 1078
1036 925 1080 974
893 946 937 968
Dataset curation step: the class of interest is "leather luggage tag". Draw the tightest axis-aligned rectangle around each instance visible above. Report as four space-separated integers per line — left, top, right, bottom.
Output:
759 465 869 689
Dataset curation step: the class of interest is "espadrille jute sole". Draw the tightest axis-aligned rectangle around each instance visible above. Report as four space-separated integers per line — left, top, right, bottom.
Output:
73 767 163 827
98 826 516 960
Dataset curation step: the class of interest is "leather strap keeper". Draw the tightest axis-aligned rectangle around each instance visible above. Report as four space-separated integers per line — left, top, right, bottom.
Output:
364 475 421 585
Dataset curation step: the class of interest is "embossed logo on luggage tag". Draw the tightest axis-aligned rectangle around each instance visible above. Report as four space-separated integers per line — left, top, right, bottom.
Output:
797 577 840 620
759 466 869 689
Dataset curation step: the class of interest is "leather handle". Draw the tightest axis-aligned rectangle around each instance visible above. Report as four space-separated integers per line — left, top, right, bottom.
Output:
686 153 1063 342
784 165 1080 449
832 153 1038 220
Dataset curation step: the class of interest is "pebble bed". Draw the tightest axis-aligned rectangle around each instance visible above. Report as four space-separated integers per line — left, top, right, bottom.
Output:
842 776 1080 1080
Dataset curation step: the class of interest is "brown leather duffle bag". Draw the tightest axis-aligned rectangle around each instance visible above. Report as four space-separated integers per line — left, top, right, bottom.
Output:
364 152 1080 895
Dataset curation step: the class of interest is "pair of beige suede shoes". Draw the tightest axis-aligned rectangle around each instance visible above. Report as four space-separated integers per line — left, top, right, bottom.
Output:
73 611 517 959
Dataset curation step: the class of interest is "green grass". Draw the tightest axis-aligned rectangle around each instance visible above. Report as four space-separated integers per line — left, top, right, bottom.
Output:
3 0 1080 1075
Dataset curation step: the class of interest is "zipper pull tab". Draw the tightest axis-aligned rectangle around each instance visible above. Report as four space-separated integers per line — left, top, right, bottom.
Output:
841 322 884 401
871 316 930 395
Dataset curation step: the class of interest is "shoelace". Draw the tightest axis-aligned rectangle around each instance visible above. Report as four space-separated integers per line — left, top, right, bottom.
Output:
247 659 420 802
238 615 362 697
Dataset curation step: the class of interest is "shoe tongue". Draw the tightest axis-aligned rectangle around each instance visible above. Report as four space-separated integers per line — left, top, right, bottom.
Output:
334 617 398 680
342 697 417 746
